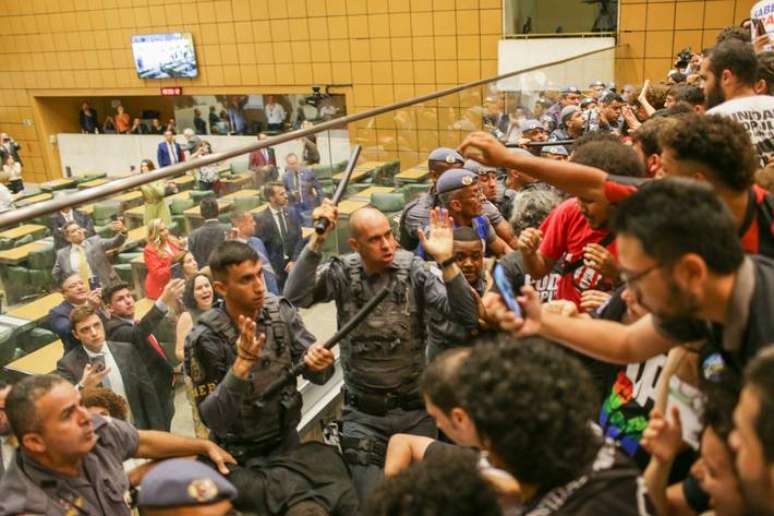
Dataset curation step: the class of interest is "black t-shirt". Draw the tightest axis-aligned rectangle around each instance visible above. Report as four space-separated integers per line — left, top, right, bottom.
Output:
520 439 653 516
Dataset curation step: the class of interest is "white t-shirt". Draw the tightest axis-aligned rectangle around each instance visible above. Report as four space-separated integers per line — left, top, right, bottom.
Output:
265 103 286 124
707 95 774 165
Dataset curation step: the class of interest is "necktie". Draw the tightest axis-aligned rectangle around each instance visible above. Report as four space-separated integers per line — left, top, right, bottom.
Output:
169 143 177 164
75 245 91 285
278 209 288 241
295 172 303 203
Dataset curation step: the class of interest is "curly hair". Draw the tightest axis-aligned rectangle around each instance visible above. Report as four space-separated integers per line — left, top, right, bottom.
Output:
457 334 599 488
612 178 744 274
366 445 502 516
667 84 705 106
571 140 646 178
744 347 774 462
81 386 129 421
659 114 756 192
509 187 562 235
632 117 679 158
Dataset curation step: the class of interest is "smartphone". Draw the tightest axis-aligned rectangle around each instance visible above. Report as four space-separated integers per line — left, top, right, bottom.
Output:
170 262 184 280
493 263 523 318
88 277 100 291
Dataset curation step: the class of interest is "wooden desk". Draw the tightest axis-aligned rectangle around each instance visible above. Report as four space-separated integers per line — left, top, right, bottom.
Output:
78 178 110 189
354 161 386 171
167 190 192 202
7 292 64 322
171 175 195 189
350 186 394 202
0 224 47 241
220 173 253 196
337 199 369 215
333 168 370 182
121 227 147 250
4 340 63 376
15 193 53 207
41 178 76 192
222 189 259 200
395 168 430 183
113 190 143 208
248 204 268 215
0 241 49 265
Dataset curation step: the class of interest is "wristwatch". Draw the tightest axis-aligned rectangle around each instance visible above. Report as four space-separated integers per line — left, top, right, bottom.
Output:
437 256 456 269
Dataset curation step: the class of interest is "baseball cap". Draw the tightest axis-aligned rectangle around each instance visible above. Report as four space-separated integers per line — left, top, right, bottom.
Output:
519 119 545 133
428 147 465 164
436 168 479 195
560 105 580 125
561 86 581 96
137 459 237 508
541 145 569 157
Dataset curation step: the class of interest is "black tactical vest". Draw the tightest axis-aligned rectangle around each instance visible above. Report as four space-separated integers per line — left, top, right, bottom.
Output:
184 296 301 449
336 250 426 397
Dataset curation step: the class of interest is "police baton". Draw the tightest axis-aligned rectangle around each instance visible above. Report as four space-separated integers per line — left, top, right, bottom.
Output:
258 285 390 401
313 144 362 234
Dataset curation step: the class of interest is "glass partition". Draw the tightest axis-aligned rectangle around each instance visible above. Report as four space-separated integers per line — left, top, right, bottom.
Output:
504 0 618 36
0 47 614 435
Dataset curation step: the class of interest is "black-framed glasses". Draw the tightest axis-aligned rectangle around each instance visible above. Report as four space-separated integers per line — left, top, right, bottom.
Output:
619 263 661 285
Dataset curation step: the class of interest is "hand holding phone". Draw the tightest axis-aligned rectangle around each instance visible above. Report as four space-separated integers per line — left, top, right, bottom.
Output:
493 263 522 318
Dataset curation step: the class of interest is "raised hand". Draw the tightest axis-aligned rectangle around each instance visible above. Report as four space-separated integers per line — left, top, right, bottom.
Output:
417 207 454 262
517 227 542 256
458 131 514 168
81 362 111 389
641 406 684 464
580 289 611 313
583 242 618 280
310 199 338 246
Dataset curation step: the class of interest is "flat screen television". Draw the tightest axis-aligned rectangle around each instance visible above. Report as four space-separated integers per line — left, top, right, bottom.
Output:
132 33 198 79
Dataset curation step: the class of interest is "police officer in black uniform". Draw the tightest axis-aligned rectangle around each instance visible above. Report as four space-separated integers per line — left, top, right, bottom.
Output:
184 241 358 515
284 203 478 502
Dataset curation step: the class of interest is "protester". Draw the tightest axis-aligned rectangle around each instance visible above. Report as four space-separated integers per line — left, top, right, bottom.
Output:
144 218 185 300
48 273 103 353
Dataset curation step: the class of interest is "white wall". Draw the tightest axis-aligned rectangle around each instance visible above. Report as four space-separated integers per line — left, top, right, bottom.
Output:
55 130 352 178
497 37 615 92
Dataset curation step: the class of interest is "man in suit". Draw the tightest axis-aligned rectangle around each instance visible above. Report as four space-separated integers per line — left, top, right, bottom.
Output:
102 280 184 431
188 197 230 268
248 133 278 186
156 130 184 168
52 219 127 289
50 206 95 250
48 274 103 353
281 153 323 221
56 305 166 430
230 209 279 294
255 182 305 289
193 108 207 135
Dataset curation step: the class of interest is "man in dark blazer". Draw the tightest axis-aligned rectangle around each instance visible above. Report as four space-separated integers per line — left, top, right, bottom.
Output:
101 280 184 431
50 206 95 250
48 274 103 353
188 197 230 268
255 182 305 289
56 305 166 430
281 153 323 220
156 130 185 168
248 133 278 186
52 219 127 289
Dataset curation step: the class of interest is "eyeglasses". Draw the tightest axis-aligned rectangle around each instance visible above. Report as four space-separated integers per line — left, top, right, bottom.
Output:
619 263 661 285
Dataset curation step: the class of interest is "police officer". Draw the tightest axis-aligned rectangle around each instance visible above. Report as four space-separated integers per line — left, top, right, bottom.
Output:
184 241 358 515
398 147 465 251
283 203 478 502
541 145 570 161
433 169 510 258
426 226 488 361
463 158 518 247
0 374 234 516
136 458 237 515
549 105 585 147
542 86 582 133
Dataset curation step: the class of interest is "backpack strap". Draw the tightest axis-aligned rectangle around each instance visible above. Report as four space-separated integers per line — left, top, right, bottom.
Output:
559 231 616 276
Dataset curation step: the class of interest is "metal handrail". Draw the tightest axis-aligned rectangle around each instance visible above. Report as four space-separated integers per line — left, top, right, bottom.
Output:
0 45 614 227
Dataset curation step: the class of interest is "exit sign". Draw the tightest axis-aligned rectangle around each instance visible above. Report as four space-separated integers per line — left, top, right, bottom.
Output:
161 87 183 96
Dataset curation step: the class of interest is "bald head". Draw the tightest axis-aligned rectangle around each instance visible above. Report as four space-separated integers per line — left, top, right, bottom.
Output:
349 206 389 239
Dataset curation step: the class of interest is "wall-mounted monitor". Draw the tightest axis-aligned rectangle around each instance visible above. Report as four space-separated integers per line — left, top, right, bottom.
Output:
131 33 198 80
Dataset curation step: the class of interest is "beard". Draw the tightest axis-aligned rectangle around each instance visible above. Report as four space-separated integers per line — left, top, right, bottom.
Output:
705 82 727 110
640 278 702 323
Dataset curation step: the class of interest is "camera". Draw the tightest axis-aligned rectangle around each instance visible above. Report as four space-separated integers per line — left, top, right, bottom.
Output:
675 47 693 69
304 85 330 107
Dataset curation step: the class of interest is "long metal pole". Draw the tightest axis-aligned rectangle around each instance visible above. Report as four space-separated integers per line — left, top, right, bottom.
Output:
0 46 614 227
